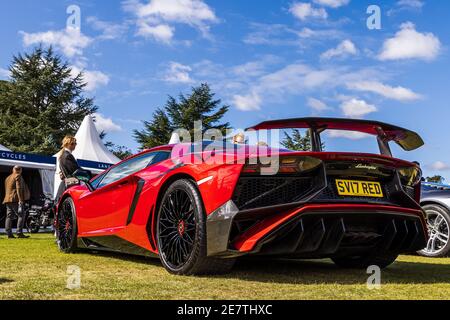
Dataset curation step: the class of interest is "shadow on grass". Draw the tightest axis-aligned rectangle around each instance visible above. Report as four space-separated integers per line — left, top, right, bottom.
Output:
220 258 450 285
0 278 14 285
82 250 450 285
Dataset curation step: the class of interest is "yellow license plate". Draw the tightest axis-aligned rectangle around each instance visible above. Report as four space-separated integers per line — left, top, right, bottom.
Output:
335 179 384 198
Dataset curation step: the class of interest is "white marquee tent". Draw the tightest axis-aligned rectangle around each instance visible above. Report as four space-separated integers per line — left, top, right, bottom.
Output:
0 144 11 151
53 115 121 198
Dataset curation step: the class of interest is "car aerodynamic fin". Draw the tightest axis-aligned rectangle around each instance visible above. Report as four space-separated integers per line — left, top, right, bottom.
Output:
246 117 424 151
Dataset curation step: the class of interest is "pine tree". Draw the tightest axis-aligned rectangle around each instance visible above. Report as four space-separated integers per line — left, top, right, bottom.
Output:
281 129 312 151
281 129 325 151
134 108 172 149
0 46 97 154
134 83 230 149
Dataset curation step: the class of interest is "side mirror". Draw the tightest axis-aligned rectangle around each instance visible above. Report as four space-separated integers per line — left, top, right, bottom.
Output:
73 169 91 183
73 169 94 191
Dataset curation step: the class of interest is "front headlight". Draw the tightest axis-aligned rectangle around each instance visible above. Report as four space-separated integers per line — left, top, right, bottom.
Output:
398 166 422 186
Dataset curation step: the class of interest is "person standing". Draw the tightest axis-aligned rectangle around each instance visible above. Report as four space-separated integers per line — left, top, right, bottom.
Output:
55 136 81 200
3 166 30 239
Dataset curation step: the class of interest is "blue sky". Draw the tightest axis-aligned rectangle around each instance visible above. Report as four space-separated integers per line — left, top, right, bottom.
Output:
0 0 449 180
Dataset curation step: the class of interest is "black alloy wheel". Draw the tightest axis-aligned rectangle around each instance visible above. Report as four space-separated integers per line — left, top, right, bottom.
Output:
158 187 196 269
156 179 235 275
56 197 78 253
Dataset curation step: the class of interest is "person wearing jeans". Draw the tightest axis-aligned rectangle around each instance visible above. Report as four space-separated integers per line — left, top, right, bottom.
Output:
3 166 30 238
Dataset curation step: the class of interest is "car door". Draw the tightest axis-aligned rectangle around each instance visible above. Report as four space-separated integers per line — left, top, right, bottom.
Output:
77 152 161 235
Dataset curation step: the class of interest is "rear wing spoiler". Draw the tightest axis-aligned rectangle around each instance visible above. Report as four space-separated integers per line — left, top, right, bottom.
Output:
246 117 424 152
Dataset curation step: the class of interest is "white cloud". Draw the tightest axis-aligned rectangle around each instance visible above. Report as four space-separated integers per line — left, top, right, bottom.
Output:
328 130 371 140
227 63 336 112
290 2 328 21
233 91 262 111
347 81 422 102
428 161 450 171
378 22 441 61
123 0 218 43
307 97 329 112
388 0 424 16
232 61 267 78
137 23 174 43
296 27 342 39
313 0 350 8
0 68 10 79
163 62 194 84
243 23 342 47
232 55 279 78
397 0 424 9
71 66 110 91
340 98 377 118
93 113 122 133
87 16 128 40
259 64 333 93
321 39 357 60
20 27 92 58
185 58 397 114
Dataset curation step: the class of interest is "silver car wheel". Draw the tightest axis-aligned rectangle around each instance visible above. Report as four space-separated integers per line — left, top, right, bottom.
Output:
421 209 449 255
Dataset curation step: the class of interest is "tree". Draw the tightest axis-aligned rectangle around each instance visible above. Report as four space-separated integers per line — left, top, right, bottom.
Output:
281 129 326 151
98 131 133 161
107 143 133 160
134 83 230 149
0 46 97 154
426 175 445 184
134 109 172 149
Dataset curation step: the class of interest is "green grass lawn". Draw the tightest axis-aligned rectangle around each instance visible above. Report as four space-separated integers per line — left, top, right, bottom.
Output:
0 233 449 300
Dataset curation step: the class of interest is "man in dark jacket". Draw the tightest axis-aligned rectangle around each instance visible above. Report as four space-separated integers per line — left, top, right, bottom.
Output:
3 166 30 238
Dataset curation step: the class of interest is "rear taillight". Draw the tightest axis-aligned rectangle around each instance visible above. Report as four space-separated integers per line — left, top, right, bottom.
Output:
242 156 322 175
398 166 422 187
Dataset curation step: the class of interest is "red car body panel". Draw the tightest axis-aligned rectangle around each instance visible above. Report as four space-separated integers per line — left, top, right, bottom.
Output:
56 118 428 262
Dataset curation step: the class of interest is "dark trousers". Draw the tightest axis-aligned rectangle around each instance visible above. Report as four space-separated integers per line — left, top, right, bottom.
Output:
55 181 67 203
5 203 25 235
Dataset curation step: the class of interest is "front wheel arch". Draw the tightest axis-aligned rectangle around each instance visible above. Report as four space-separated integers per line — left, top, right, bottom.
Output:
150 173 199 246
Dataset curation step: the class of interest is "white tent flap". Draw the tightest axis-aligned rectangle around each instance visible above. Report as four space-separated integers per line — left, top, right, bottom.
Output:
0 144 11 151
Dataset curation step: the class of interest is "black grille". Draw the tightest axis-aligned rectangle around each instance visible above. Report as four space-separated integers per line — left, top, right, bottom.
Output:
232 176 316 210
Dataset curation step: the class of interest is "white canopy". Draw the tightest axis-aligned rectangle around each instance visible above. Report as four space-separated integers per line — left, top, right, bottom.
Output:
0 144 11 151
53 115 121 198
71 115 121 164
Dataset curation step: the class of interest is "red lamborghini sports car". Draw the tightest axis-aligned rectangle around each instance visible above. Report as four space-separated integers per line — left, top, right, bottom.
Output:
55 118 428 275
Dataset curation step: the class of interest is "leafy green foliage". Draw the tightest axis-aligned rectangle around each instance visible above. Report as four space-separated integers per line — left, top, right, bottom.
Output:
426 175 445 184
134 83 230 149
281 129 325 151
0 46 97 154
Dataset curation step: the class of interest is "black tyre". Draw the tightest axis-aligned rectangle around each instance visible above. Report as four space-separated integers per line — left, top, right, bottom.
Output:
26 216 41 234
56 197 78 253
332 252 399 269
418 204 450 257
156 179 235 275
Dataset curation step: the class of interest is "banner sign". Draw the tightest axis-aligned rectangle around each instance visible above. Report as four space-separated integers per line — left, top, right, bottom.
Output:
0 151 55 165
0 150 113 171
78 159 113 171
